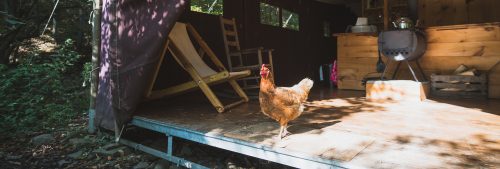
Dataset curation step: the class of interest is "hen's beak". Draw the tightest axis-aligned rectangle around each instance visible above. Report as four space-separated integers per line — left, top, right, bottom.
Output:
260 71 269 79
260 64 267 77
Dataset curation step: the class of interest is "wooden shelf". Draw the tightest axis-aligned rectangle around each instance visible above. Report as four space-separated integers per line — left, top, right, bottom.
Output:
362 0 410 30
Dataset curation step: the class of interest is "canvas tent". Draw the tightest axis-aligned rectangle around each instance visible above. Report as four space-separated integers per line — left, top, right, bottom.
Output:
94 0 187 132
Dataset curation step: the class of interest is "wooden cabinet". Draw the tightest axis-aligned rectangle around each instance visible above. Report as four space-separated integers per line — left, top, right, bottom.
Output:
335 32 380 90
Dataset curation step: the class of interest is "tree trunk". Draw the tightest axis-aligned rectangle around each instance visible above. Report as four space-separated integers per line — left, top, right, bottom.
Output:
89 0 101 133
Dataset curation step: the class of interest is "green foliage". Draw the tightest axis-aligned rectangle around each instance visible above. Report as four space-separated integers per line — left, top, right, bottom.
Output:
0 39 88 134
82 61 92 87
259 3 300 31
260 3 280 27
190 0 223 15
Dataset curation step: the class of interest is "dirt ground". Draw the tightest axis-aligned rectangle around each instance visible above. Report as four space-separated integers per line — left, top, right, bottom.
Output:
0 113 292 169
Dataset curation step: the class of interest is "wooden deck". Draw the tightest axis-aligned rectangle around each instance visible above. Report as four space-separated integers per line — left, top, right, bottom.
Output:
135 88 500 168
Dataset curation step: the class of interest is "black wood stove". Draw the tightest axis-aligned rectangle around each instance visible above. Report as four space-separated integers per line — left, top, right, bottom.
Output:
375 0 427 82
378 29 428 82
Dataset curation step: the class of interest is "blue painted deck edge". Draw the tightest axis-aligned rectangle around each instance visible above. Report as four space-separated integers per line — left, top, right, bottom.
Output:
88 109 96 133
130 116 357 169
119 138 208 169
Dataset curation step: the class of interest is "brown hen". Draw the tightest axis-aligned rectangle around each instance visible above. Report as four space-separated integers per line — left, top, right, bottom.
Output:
259 64 314 139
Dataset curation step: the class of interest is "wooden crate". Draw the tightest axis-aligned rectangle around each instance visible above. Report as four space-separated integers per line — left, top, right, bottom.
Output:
430 74 488 98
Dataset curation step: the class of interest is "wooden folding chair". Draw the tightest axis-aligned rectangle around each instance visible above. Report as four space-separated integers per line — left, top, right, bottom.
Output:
145 22 250 113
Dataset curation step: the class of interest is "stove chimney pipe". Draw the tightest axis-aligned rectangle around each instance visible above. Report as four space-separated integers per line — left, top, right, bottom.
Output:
408 0 418 23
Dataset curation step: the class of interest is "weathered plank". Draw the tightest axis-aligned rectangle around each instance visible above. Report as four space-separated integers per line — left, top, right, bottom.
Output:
430 74 487 83
337 68 365 80
424 42 500 57
426 26 500 43
489 62 500 98
338 45 379 58
431 83 485 91
488 61 500 83
432 90 486 98
337 57 386 67
342 35 378 47
488 84 500 98
419 56 500 71
419 0 467 27
418 0 500 27
338 79 364 90
467 0 499 24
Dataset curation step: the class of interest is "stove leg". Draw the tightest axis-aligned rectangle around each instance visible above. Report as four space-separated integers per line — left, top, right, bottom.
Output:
381 59 392 80
415 60 427 81
391 62 401 80
406 60 419 82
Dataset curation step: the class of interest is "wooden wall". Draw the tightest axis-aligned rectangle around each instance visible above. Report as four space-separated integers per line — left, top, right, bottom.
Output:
336 23 500 98
156 0 356 86
225 0 356 85
418 0 500 27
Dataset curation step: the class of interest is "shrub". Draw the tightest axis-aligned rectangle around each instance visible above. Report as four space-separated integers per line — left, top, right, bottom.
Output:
0 39 88 135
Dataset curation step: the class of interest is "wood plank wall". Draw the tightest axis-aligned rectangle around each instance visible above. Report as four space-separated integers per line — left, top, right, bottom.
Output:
234 0 356 86
182 0 356 86
418 0 500 27
154 0 356 88
336 23 500 98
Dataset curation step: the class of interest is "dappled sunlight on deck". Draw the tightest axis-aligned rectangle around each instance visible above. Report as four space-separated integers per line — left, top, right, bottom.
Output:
135 88 500 168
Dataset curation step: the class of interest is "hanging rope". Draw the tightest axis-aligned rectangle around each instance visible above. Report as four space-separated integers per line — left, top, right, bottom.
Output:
41 0 60 35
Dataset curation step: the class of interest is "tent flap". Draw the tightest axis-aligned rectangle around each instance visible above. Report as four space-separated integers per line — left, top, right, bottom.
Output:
95 0 187 131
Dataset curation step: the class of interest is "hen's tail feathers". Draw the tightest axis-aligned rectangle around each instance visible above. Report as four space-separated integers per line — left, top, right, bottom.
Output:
295 78 314 96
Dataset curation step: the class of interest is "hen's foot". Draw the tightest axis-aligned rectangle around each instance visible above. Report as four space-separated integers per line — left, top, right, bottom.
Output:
283 129 292 137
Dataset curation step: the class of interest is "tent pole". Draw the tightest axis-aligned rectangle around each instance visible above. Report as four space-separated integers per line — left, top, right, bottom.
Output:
89 0 101 134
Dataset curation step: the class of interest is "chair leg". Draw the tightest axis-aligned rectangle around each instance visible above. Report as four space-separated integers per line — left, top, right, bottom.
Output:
229 79 249 102
197 80 225 113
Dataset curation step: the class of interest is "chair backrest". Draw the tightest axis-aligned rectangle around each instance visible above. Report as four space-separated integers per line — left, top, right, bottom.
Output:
219 16 242 69
169 22 217 78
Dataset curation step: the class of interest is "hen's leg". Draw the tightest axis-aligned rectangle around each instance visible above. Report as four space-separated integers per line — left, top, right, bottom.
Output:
283 124 291 137
278 125 284 139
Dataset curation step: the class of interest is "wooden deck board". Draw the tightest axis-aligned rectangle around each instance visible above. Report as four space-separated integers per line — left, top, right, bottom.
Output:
135 88 500 168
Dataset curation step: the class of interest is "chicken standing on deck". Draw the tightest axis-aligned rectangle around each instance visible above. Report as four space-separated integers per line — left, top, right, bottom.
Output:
259 64 314 139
